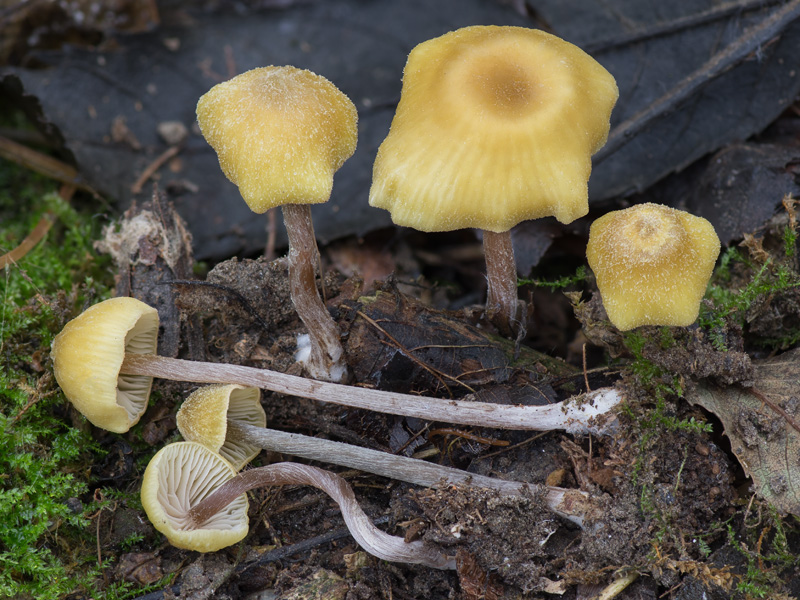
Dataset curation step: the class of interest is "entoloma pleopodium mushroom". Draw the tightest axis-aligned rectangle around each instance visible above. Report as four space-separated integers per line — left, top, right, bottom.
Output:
51 297 158 433
176 384 266 470
586 203 720 331
142 442 456 568
197 66 357 382
54 297 622 432
369 26 618 336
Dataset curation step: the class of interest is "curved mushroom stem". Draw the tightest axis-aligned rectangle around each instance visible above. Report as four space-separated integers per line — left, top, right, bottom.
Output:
483 229 525 338
226 420 594 528
282 203 348 382
121 354 622 433
188 462 456 569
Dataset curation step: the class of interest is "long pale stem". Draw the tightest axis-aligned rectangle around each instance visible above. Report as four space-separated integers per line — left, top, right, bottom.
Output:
187 462 456 570
282 203 347 382
121 354 622 433
483 229 523 337
226 420 592 527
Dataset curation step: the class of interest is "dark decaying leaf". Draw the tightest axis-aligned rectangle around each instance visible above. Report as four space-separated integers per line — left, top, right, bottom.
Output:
688 348 800 515
685 143 800 246
537 0 800 201
2 0 800 261
343 290 511 396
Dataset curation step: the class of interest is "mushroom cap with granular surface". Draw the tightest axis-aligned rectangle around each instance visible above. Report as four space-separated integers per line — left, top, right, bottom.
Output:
196 66 358 213
586 203 720 331
177 384 267 471
51 297 158 433
369 25 618 233
141 442 249 552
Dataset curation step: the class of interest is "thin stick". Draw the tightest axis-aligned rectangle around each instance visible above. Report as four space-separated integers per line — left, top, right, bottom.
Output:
121 353 622 433
131 146 180 194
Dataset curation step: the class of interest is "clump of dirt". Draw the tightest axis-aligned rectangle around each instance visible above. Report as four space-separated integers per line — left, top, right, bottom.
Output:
397 485 566 594
574 293 754 386
174 255 346 373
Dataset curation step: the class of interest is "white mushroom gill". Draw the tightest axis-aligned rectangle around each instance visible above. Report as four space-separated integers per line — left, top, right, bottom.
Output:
116 311 159 421
155 443 247 531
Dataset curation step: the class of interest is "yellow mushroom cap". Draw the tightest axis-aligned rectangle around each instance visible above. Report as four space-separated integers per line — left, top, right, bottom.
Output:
51 297 158 433
196 66 358 213
177 384 267 471
141 442 249 552
369 25 618 233
586 203 721 331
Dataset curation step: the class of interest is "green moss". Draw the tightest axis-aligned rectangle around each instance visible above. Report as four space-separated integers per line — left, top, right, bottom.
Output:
518 265 587 291
0 159 118 598
699 239 800 352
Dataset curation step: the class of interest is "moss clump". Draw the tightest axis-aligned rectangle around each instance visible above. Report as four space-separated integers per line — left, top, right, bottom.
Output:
0 160 115 598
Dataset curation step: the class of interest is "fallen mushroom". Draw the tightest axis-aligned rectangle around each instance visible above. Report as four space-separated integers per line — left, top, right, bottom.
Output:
586 203 720 331
369 26 618 336
197 66 357 382
176 384 603 527
53 297 623 432
51 296 158 433
142 441 456 568
175 384 266 470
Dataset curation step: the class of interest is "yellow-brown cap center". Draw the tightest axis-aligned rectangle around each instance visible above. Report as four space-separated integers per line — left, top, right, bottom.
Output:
470 59 534 116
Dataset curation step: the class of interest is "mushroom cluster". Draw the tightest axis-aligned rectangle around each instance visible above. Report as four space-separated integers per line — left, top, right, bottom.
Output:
47 23 724 578
50 295 615 560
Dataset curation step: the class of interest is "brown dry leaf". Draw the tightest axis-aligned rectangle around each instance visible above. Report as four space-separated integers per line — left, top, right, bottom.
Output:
456 548 504 600
688 348 800 514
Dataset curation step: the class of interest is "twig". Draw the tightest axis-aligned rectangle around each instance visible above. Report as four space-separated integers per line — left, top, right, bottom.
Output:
0 212 55 268
0 135 91 191
596 572 639 600
0 183 75 268
748 386 800 436
131 145 180 194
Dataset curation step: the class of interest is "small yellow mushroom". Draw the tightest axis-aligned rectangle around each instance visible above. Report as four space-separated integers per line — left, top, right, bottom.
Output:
141 442 249 552
369 25 618 335
586 203 720 331
51 297 159 433
197 66 358 382
177 385 266 471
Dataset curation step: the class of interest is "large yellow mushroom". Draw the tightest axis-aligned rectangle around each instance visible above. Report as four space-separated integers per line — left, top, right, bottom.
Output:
197 66 357 382
586 203 721 331
370 26 618 336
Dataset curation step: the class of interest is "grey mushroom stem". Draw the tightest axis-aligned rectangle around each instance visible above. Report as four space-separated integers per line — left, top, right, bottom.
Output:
187 462 456 570
120 354 622 433
282 203 348 383
483 229 524 337
226 420 594 528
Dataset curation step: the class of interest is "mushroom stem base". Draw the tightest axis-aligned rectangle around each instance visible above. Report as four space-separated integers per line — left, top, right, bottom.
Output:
483 229 525 337
283 203 348 382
